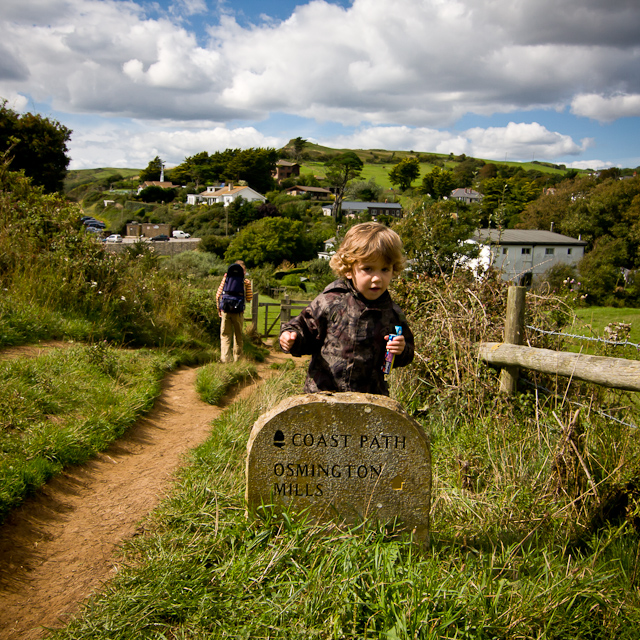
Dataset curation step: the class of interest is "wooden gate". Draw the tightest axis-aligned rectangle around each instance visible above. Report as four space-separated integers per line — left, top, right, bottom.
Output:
250 294 311 338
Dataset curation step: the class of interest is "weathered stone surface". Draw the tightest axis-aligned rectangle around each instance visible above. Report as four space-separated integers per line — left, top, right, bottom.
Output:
246 392 431 538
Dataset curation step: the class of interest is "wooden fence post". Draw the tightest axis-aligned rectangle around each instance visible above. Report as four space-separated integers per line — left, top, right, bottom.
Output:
251 287 259 333
281 295 291 328
499 286 527 394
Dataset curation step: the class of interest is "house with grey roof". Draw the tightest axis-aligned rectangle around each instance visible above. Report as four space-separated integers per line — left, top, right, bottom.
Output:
321 201 403 218
451 188 483 204
471 229 587 285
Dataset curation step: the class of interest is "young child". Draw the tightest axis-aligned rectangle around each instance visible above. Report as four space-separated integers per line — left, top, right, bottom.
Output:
279 222 414 396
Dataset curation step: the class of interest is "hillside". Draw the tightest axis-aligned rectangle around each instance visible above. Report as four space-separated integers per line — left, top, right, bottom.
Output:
64 144 576 194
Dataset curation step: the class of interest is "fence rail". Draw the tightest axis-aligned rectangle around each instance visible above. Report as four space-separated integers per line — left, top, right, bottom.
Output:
478 342 640 392
478 286 640 394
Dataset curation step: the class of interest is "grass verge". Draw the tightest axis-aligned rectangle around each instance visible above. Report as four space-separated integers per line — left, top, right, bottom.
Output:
0 343 192 522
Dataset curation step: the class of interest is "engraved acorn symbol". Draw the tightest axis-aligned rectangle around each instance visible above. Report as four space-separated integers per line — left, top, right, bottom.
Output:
273 429 285 448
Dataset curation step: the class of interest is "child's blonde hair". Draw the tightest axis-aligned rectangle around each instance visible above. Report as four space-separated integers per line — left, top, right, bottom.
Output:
329 222 406 278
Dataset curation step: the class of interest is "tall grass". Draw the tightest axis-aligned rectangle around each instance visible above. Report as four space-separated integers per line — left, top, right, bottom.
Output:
0 162 221 349
49 360 640 639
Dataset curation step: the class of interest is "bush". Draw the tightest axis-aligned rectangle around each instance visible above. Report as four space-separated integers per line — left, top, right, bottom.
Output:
0 164 217 348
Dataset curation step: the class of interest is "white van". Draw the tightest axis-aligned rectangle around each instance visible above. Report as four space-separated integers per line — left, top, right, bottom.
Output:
172 230 191 238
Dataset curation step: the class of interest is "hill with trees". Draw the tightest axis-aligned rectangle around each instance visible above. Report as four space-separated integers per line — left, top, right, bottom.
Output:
62 139 640 306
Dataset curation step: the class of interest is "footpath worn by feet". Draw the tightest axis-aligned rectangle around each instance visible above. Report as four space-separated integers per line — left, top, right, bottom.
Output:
0 347 292 640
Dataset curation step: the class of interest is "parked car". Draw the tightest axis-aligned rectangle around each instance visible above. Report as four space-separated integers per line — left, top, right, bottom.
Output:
172 230 191 238
150 234 170 242
105 234 122 243
84 220 106 229
86 226 102 235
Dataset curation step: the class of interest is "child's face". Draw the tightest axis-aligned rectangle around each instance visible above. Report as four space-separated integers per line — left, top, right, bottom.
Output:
347 256 393 301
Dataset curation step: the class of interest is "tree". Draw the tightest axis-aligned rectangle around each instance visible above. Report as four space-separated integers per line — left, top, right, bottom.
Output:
0 99 71 193
137 185 176 203
324 152 363 221
140 156 163 182
224 217 317 267
170 148 278 193
578 236 628 305
224 148 278 194
394 198 480 276
389 157 420 191
421 167 456 201
479 176 539 228
227 197 263 229
170 151 219 187
452 158 484 188
345 178 384 202
292 137 307 161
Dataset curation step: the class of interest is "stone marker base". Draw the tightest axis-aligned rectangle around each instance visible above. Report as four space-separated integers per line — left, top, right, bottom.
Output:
246 392 431 540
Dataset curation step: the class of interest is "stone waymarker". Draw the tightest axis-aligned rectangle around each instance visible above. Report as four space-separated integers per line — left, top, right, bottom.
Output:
246 392 431 539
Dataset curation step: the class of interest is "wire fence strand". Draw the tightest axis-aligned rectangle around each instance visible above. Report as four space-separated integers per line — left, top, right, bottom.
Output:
526 325 640 350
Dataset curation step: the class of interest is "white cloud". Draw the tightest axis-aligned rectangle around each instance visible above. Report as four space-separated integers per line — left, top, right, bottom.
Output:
2 0 638 126
464 122 591 161
571 93 640 122
1 0 638 167
565 159 613 171
324 122 589 163
67 120 285 169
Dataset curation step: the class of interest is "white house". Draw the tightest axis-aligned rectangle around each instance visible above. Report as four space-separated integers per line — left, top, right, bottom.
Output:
186 184 266 207
317 237 337 260
451 188 483 204
470 229 587 285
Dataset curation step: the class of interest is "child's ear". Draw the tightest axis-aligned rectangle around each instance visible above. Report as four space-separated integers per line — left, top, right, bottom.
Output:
345 270 352 280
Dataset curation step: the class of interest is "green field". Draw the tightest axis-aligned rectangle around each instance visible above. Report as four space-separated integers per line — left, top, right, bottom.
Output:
247 293 312 337
572 307 640 343
301 159 453 191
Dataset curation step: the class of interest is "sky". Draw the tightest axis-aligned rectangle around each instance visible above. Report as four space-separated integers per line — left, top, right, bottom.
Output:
1 0 639 172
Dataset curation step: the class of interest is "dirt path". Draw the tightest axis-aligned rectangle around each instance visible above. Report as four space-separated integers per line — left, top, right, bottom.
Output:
0 347 293 639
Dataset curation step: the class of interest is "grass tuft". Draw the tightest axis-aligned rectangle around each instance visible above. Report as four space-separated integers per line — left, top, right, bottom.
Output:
195 360 259 405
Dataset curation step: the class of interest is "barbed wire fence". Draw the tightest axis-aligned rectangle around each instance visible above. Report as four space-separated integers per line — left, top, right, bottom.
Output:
523 324 639 429
526 325 640 351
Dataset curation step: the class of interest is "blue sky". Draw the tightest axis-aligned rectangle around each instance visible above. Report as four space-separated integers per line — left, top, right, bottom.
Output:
1 0 639 171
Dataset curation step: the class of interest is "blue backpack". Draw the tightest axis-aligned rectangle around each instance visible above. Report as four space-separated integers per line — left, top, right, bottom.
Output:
220 263 246 313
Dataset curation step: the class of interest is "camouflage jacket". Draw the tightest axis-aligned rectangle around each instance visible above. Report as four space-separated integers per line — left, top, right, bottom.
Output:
281 279 414 396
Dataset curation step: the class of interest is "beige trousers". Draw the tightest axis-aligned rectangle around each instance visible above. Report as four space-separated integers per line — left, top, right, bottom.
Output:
220 311 244 362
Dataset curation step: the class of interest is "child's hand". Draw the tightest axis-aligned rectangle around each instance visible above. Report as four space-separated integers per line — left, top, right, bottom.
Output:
280 330 298 352
385 333 406 355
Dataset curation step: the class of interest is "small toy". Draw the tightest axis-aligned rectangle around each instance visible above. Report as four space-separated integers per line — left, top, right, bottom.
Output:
382 326 402 374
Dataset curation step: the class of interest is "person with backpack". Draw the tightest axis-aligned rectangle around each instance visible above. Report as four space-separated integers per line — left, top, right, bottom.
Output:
216 260 253 363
